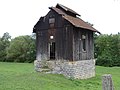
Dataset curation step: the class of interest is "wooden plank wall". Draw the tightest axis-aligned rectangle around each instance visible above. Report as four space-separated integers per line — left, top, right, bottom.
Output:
35 9 94 61
73 28 94 61
36 30 49 61
56 23 73 61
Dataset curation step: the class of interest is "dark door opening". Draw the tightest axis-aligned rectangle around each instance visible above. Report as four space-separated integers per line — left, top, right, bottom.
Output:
50 42 55 59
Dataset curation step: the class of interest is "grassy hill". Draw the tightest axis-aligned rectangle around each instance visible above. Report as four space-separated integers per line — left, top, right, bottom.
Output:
0 62 120 90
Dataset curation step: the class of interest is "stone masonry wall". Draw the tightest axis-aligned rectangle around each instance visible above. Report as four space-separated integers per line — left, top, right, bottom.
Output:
47 59 95 79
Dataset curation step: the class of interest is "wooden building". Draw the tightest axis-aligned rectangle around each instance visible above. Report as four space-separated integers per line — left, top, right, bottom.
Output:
33 4 99 79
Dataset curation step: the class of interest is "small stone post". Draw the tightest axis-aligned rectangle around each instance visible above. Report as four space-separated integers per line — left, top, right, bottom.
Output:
102 74 114 90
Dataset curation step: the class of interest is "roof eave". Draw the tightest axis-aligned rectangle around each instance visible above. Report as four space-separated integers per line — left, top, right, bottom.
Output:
75 25 99 33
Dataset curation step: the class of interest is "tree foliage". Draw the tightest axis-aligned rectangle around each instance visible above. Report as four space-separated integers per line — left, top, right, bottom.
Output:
0 33 36 63
0 32 11 61
95 33 120 66
7 35 36 62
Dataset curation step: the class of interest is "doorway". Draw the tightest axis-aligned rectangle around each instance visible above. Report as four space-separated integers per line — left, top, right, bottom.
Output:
50 42 55 59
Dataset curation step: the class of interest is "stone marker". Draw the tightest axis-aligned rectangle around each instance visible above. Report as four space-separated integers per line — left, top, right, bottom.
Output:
102 74 114 90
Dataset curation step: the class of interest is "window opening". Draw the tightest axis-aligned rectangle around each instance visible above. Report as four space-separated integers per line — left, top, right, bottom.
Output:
82 34 86 51
49 18 55 28
49 18 55 24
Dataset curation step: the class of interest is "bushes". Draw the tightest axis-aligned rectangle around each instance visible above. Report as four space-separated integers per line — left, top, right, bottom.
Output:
95 33 120 67
96 53 113 67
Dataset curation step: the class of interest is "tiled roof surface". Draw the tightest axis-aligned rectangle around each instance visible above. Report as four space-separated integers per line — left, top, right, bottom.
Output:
63 15 97 32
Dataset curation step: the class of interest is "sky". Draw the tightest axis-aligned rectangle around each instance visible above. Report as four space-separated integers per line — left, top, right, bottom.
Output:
0 0 120 38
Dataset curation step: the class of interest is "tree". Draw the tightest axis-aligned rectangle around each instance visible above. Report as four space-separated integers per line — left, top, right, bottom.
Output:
0 32 11 61
95 33 120 66
7 35 36 62
1 32 11 41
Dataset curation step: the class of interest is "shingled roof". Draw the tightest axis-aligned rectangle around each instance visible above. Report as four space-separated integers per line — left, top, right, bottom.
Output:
63 15 97 32
50 4 99 33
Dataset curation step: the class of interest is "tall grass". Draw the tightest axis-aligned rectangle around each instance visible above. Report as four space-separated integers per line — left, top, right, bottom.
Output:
0 62 120 90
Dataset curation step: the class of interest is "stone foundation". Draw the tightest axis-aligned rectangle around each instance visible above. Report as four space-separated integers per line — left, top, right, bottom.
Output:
34 60 44 72
34 59 95 79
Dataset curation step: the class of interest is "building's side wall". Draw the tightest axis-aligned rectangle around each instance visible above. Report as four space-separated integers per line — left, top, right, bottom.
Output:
73 28 94 61
87 31 94 59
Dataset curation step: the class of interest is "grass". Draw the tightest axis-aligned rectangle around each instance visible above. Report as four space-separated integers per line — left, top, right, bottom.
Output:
0 62 120 90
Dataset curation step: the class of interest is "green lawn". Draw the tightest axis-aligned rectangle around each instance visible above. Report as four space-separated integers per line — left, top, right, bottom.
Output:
0 62 120 90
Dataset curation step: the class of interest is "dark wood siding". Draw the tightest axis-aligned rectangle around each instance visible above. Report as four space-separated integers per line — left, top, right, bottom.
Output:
73 28 80 61
63 25 73 61
36 30 49 60
35 9 94 61
55 17 73 61
73 28 94 60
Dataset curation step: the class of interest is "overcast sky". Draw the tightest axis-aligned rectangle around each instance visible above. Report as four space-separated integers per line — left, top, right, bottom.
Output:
0 0 120 38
